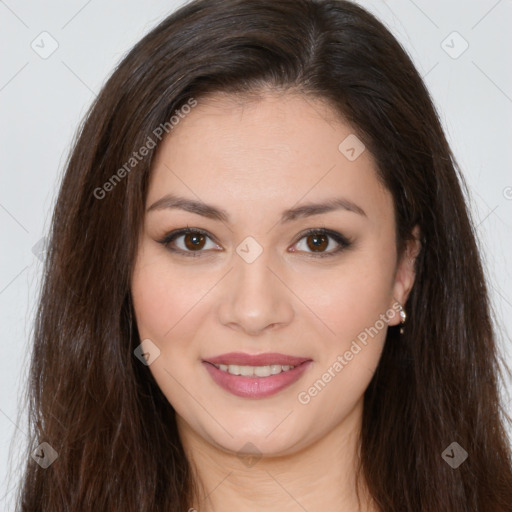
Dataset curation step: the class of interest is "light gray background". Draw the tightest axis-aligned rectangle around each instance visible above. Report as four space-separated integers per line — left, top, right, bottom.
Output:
1 0 511 509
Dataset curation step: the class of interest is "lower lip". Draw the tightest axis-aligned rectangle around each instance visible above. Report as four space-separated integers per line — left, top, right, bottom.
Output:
202 361 312 399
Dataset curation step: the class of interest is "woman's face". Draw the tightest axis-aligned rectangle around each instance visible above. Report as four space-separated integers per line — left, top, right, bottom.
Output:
131 91 418 457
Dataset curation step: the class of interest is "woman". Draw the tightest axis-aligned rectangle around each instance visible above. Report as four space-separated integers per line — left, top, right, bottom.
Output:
15 0 512 510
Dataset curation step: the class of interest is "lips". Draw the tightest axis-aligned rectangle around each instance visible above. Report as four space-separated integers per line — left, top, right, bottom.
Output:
203 360 312 398
203 352 311 367
202 352 313 398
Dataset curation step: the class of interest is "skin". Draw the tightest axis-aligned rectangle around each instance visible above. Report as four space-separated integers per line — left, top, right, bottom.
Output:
131 90 421 512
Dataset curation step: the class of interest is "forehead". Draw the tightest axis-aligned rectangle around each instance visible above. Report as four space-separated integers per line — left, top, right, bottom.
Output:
147 92 392 226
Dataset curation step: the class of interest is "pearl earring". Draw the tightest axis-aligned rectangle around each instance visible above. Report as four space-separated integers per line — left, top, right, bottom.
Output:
399 304 407 335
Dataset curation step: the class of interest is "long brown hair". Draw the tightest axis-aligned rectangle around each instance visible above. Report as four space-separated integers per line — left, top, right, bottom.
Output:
13 0 512 510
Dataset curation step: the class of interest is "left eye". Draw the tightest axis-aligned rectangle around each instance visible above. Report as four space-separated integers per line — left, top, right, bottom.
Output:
291 228 350 257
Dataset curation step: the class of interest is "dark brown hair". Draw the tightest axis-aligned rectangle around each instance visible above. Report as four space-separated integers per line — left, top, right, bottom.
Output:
12 0 512 510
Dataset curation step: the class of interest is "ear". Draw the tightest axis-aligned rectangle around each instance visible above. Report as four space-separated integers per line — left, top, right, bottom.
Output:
388 224 421 326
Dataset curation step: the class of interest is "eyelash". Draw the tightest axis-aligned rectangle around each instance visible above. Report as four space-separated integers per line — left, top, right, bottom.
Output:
158 226 352 259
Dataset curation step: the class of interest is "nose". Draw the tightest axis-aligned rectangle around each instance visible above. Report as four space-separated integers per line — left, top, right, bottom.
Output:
216 248 295 336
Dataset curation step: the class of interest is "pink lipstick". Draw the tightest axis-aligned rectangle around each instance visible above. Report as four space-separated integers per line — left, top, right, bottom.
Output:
202 352 312 399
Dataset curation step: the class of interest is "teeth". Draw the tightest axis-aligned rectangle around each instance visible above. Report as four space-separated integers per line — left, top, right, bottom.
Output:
216 363 296 377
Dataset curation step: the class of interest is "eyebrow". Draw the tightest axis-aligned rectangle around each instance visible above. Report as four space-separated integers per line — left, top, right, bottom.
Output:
146 193 367 223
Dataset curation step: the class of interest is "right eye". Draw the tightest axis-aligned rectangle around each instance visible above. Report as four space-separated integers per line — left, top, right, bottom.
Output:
158 227 222 257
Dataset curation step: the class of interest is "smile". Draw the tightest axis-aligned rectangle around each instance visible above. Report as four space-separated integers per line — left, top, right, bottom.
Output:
203 360 312 399
212 363 296 377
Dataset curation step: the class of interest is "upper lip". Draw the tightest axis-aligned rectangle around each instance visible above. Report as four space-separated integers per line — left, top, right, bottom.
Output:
204 352 311 367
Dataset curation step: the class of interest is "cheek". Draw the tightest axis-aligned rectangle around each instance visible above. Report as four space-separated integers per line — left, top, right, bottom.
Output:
295 270 391 420
130 250 206 406
295 257 394 341
131 262 175 339
294 248 395 393
131 246 209 340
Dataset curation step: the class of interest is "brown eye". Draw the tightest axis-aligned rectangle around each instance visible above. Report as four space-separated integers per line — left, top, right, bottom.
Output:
305 233 329 252
292 228 351 258
159 228 221 257
183 232 206 251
